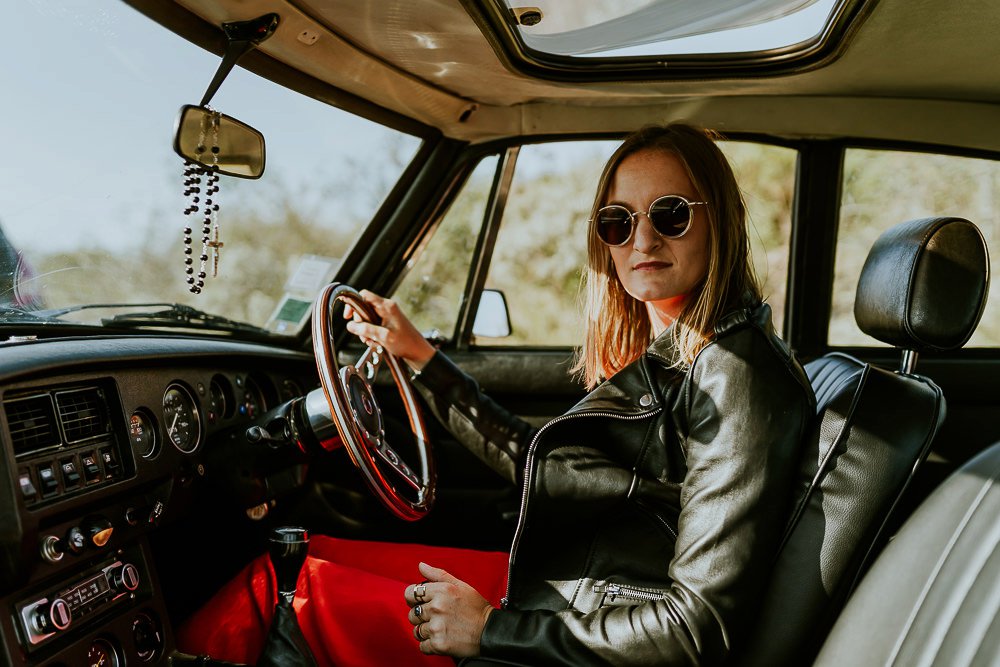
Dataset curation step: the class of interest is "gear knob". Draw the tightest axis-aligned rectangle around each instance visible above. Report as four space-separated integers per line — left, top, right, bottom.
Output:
269 526 310 603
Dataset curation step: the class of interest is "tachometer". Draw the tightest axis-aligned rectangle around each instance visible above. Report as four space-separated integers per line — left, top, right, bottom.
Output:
162 384 201 454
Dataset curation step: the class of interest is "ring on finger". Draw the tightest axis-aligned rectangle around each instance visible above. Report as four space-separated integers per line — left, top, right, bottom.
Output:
413 623 428 641
414 604 424 619
414 584 427 602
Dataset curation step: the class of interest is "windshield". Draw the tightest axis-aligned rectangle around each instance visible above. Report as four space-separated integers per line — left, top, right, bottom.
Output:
0 1 421 337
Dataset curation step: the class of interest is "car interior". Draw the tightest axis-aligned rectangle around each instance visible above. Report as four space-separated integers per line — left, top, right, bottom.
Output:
2 1 999 666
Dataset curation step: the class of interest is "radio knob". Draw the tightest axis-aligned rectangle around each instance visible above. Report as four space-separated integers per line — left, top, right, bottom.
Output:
111 562 140 593
31 597 71 633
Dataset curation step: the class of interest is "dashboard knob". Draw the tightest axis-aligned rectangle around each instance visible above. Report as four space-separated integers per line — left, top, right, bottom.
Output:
111 562 140 593
83 516 114 549
31 597 71 633
65 526 87 555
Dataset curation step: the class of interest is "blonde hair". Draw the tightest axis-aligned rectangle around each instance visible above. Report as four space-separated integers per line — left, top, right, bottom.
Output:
573 124 761 389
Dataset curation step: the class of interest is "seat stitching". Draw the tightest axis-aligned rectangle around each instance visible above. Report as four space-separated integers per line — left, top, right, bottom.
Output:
887 459 1000 666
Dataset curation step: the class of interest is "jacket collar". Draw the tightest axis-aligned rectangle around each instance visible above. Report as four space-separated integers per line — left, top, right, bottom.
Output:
568 293 767 416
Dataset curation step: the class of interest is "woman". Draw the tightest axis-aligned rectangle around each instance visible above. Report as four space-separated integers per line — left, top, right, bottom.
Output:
178 124 814 666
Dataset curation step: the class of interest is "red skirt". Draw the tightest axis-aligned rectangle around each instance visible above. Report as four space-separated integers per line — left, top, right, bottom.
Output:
176 536 510 666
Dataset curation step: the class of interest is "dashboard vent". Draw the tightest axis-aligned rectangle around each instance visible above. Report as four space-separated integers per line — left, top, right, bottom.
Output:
55 387 109 443
5 394 59 456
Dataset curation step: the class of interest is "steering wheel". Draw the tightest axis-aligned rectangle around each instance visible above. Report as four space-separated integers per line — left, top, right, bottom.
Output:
311 283 436 520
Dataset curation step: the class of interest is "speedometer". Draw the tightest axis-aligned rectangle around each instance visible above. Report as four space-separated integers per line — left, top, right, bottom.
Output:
162 384 201 454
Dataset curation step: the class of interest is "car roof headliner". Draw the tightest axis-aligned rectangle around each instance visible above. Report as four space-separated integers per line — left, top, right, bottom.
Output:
154 0 1000 151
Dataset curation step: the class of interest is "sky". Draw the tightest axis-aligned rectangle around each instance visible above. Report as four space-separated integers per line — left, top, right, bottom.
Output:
0 0 405 254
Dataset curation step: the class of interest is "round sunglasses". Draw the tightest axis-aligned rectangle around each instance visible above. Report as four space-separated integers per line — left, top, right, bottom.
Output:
592 194 707 246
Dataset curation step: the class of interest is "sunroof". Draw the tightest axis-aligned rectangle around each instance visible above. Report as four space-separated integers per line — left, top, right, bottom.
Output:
499 0 842 58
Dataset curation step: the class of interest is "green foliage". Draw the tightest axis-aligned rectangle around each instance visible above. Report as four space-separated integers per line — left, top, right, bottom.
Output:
835 150 1000 346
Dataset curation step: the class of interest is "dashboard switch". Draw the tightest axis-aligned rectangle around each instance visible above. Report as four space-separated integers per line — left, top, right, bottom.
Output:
60 459 81 488
81 453 101 484
99 447 120 480
18 470 37 501
37 465 58 496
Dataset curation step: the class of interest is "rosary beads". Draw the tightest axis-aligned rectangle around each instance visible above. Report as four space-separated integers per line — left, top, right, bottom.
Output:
181 161 219 294
181 110 223 295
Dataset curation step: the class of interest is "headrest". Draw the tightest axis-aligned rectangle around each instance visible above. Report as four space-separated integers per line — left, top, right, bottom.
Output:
854 217 989 352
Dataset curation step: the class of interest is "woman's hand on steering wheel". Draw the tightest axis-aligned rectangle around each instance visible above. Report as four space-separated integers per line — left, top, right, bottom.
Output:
344 290 436 372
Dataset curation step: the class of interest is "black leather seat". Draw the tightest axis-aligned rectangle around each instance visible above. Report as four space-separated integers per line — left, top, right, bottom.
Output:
736 216 989 666
814 438 1000 666
463 217 989 666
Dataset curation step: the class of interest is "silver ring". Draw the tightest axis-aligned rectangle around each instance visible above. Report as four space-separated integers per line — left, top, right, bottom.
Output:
414 604 424 619
414 583 427 602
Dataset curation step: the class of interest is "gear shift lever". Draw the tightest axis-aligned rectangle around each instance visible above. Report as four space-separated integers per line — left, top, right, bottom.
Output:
268 527 309 605
257 526 318 667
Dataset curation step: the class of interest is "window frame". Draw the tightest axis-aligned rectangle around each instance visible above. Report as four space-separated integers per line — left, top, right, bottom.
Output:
817 138 1000 358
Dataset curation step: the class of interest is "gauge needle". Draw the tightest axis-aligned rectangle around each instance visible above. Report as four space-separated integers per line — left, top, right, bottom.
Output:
168 412 179 435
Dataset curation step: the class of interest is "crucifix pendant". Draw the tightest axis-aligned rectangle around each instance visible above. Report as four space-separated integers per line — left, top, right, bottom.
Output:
208 225 224 277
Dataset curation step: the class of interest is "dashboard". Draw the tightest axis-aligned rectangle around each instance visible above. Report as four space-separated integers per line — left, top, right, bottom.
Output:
0 335 318 667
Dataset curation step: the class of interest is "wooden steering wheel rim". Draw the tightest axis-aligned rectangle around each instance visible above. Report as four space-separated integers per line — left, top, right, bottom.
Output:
312 283 435 520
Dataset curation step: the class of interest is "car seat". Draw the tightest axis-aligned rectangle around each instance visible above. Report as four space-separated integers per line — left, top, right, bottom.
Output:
812 438 1000 666
735 216 989 665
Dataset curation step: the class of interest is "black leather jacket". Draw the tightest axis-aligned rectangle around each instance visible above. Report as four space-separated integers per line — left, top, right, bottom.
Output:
415 301 814 666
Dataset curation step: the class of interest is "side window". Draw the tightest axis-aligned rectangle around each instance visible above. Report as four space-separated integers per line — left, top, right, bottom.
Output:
478 140 796 347
832 149 999 346
720 142 796 334
393 155 499 338
479 141 617 346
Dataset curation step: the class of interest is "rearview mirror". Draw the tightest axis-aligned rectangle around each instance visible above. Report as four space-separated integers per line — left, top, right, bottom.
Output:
472 289 512 338
173 105 265 179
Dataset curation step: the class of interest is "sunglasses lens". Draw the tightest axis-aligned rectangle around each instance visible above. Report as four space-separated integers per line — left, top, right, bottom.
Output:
649 196 692 238
596 207 632 245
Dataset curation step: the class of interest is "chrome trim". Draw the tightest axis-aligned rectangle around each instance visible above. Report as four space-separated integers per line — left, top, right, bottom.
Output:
304 388 341 448
900 349 919 375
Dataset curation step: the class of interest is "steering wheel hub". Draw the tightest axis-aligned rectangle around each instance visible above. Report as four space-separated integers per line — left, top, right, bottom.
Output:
340 366 383 446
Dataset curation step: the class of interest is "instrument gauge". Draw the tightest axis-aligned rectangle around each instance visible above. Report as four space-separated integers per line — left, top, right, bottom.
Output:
162 384 201 454
87 638 120 667
128 410 158 459
241 377 266 420
208 378 227 424
280 379 303 402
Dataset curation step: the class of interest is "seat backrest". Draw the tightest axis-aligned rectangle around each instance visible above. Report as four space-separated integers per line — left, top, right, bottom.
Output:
735 217 989 666
814 439 1000 666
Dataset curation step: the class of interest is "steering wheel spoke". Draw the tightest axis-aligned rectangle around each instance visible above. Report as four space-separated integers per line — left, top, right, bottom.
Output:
372 440 422 492
311 283 436 521
355 343 385 383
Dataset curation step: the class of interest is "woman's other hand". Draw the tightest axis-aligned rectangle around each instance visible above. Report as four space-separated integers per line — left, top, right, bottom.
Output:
344 289 436 371
404 562 494 658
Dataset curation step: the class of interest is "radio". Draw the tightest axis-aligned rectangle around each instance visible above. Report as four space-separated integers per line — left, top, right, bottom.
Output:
17 558 141 648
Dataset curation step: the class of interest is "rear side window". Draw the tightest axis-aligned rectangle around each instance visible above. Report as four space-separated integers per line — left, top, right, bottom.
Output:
831 149 999 347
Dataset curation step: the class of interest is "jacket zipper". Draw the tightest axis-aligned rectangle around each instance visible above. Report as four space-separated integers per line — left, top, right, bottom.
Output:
594 582 668 603
500 407 662 609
